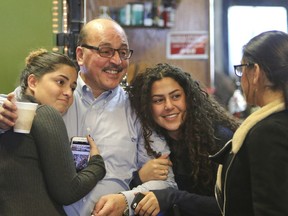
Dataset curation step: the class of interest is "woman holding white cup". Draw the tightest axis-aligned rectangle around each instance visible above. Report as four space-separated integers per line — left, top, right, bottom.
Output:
0 49 106 215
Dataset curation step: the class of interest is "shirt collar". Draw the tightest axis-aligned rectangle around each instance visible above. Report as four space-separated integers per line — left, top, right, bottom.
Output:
76 72 120 100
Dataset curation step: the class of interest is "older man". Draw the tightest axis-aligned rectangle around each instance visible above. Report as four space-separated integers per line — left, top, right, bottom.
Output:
0 18 176 216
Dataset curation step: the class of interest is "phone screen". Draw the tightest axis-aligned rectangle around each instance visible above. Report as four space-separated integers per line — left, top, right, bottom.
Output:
71 137 90 172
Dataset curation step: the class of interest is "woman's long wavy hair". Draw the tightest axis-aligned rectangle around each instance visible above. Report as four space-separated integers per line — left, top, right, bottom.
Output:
128 63 239 191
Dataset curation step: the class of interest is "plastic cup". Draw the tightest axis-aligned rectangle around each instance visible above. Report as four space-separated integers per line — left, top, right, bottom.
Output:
14 101 38 134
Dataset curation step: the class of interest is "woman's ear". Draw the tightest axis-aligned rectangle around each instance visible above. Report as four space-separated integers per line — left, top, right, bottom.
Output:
252 63 261 85
27 74 38 92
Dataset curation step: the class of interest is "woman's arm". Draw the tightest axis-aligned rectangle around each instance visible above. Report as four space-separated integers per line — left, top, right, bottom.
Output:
130 154 172 188
135 188 220 216
32 105 106 205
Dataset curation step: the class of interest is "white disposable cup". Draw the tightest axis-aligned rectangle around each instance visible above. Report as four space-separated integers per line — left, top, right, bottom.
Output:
14 101 38 134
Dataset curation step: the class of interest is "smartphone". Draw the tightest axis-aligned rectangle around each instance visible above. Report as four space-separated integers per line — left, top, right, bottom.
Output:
131 192 145 210
70 136 90 172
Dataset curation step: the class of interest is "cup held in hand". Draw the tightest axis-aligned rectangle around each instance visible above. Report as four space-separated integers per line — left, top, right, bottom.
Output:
14 102 38 134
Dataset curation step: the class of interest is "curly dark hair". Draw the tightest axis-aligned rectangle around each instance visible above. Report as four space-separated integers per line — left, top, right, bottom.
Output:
128 63 240 191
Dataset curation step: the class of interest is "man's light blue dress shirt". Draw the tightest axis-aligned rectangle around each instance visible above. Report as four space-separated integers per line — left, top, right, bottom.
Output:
63 74 177 216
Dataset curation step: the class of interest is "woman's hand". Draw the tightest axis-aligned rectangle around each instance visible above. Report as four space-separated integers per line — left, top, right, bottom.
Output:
139 154 172 182
134 192 160 216
87 135 100 157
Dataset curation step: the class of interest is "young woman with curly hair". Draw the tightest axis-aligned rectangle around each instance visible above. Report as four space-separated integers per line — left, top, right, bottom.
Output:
127 63 240 216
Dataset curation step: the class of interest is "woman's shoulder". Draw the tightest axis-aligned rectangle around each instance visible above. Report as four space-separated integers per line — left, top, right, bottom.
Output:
266 109 288 121
34 105 64 125
31 105 67 136
244 110 288 155
250 110 288 129
249 110 288 137
36 104 62 116
214 124 234 147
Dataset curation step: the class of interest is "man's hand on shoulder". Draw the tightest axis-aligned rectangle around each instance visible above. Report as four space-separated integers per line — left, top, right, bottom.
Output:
91 193 127 216
0 93 17 131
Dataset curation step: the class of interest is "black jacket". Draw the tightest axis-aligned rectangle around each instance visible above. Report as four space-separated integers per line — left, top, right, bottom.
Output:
212 110 288 216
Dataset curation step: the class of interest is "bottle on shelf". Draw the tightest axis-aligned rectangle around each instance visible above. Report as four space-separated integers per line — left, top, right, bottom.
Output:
100 0 177 28
143 2 153 26
131 2 144 26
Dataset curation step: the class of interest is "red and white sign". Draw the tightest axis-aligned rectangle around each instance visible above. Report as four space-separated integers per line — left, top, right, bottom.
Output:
166 31 208 59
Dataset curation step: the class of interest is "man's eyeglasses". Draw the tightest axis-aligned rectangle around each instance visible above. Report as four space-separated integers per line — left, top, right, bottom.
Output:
234 63 254 77
81 44 133 60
